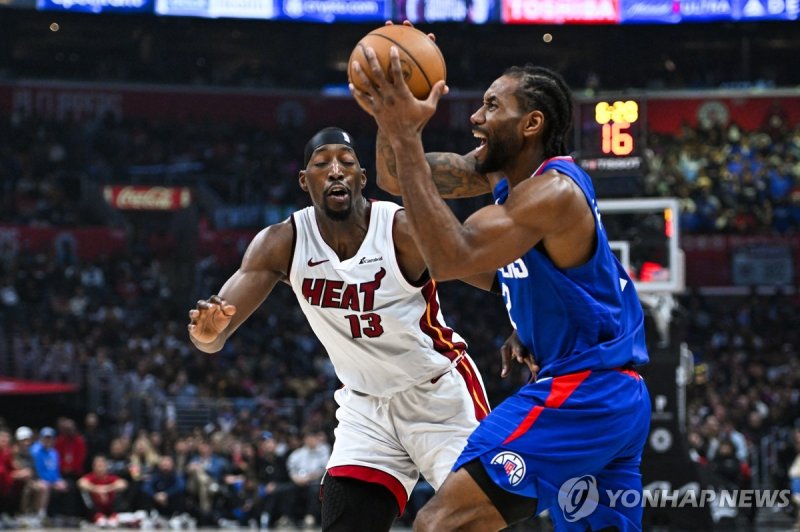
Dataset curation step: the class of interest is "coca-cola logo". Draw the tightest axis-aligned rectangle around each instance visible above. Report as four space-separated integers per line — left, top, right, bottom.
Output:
105 186 191 210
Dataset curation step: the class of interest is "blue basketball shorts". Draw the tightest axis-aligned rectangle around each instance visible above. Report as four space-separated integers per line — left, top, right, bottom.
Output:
453 368 651 531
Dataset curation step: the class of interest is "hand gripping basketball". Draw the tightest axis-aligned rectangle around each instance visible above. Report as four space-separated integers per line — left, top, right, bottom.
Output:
188 295 237 344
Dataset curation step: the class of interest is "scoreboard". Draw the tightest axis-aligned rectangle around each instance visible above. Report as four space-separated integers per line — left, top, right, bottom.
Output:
575 98 647 197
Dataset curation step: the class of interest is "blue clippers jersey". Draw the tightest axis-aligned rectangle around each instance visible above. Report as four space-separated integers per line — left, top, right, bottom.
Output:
494 156 648 378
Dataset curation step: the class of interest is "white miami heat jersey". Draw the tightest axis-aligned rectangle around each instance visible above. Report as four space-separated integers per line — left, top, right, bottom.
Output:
289 201 467 397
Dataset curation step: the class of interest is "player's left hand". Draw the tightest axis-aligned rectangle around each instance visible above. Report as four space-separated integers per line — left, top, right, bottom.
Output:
500 329 539 382
349 46 447 139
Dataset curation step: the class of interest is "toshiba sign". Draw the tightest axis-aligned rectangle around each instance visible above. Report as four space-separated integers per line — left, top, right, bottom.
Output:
502 0 619 23
104 185 192 210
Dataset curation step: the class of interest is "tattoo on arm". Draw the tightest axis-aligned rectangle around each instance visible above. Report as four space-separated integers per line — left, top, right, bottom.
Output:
378 134 398 178
377 130 490 198
425 152 490 198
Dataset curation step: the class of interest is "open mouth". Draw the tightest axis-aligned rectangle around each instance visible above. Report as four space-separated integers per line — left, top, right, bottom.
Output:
472 131 487 149
327 186 350 202
473 131 488 155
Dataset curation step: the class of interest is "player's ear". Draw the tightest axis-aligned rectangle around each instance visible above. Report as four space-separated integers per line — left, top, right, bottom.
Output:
360 168 367 189
299 170 309 192
523 110 545 140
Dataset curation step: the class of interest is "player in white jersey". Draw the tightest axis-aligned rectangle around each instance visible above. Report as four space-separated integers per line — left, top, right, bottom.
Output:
188 127 493 531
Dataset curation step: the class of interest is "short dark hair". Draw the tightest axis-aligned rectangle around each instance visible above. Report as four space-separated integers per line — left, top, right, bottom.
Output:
503 65 573 159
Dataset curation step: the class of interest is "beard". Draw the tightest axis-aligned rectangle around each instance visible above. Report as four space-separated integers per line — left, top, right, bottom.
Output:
323 201 353 221
476 127 520 174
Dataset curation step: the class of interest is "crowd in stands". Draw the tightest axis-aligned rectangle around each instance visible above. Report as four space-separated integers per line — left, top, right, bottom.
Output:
645 110 800 234
0 103 799 528
0 415 336 528
2 105 800 234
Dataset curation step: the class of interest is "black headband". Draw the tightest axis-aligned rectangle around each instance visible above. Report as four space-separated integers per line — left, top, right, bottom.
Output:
303 127 355 167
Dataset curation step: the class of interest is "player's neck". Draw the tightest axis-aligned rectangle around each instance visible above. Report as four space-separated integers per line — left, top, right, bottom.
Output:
505 145 546 187
316 198 371 260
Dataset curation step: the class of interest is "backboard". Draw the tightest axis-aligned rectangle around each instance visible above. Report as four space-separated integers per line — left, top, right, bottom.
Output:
598 198 684 295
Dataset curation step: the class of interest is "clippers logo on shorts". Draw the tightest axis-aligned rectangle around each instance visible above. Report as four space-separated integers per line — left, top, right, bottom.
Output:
490 451 526 487
558 475 599 522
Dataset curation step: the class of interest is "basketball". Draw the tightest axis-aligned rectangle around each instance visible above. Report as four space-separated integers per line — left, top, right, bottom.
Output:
348 25 447 100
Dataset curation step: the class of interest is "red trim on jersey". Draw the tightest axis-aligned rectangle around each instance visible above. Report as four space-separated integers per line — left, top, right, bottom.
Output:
418 280 466 362
418 281 487 418
327 465 408 515
502 370 591 445
616 368 641 380
454 356 491 421
533 156 574 177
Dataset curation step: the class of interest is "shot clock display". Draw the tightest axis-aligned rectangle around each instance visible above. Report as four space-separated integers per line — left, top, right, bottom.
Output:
576 98 646 196
596 100 638 156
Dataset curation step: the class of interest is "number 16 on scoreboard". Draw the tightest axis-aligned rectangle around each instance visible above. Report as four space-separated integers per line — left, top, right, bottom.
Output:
596 100 639 157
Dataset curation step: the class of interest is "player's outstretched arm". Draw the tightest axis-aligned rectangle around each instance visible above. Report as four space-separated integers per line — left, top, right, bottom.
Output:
188 222 293 353
376 128 491 199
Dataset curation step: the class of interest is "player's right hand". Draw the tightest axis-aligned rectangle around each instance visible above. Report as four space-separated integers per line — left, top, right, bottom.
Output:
188 295 237 344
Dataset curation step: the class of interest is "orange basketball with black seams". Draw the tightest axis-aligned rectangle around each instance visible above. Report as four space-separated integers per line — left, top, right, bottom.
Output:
348 25 446 100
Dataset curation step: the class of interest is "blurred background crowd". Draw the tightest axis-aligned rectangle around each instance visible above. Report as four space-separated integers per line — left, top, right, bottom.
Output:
0 6 799 531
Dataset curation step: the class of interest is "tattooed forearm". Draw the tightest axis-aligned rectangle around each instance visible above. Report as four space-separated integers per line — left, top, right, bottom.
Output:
425 152 490 198
375 129 491 198
378 134 398 178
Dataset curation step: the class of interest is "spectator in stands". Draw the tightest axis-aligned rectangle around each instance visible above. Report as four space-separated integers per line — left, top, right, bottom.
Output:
10 426 48 526
686 430 709 466
142 455 185 518
77 455 128 526
83 413 110 472
252 432 293 528
105 437 135 512
54 417 87 516
128 434 159 484
286 428 330 528
30 427 69 518
711 439 748 488
0 430 17 514
186 439 228 524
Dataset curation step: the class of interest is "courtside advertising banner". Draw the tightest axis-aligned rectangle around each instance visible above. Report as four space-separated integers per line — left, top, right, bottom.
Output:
395 0 500 22
37 0 152 13
155 0 275 17
274 0 390 21
677 0 734 20
103 185 192 211
501 0 619 23
733 0 799 19
619 0 681 22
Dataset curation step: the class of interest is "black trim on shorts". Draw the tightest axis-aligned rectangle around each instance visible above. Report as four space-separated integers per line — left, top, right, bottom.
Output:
462 458 537 526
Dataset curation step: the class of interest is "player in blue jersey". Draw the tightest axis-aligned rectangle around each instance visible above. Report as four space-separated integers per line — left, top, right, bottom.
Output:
350 49 651 531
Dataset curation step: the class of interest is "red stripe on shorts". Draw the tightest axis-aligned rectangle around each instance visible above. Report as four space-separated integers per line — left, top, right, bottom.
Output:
453 356 491 420
327 465 408 515
502 370 592 445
